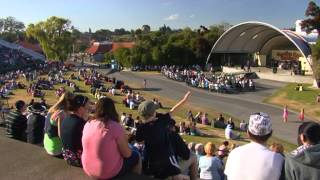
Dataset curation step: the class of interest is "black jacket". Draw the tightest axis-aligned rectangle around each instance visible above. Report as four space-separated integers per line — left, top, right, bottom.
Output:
27 113 45 144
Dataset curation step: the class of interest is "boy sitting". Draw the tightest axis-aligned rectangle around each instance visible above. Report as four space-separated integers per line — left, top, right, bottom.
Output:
136 91 197 180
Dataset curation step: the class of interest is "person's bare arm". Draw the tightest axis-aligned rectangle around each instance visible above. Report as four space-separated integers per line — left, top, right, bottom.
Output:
170 91 191 115
116 134 132 158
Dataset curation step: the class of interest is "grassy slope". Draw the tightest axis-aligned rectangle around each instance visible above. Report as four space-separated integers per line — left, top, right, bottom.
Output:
264 83 320 121
3 70 297 152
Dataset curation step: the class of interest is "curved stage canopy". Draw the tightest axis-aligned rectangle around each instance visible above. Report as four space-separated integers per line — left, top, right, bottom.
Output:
206 21 312 65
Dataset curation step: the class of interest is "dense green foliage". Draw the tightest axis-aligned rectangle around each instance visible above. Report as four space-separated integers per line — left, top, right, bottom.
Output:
107 24 228 67
26 16 74 61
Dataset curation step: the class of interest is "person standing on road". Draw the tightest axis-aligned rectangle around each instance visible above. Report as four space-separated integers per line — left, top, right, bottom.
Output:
283 105 288 123
143 79 147 89
299 108 305 122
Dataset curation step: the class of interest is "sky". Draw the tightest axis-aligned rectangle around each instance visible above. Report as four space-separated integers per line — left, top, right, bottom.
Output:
0 0 317 32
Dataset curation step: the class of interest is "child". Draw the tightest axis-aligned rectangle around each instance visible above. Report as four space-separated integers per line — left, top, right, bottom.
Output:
299 108 304 121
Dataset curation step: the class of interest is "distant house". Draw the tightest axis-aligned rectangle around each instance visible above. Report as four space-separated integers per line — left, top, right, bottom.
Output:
86 41 135 61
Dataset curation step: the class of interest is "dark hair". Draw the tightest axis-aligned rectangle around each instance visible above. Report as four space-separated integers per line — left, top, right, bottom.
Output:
298 122 320 145
248 131 272 143
95 97 119 122
15 100 25 110
223 141 229 146
68 95 88 112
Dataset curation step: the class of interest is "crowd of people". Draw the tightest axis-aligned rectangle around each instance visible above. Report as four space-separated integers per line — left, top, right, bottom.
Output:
1 63 320 180
161 65 255 94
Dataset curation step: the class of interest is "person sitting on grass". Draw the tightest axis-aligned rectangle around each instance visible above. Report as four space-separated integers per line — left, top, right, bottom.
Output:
190 122 203 136
179 121 187 135
239 120 248 131
82 97 142 179
5 100 27 142
227 117 235 129
201 113 210 125
136 91 198 180
225 124 240 140
199 142 224 180
61 95 90 167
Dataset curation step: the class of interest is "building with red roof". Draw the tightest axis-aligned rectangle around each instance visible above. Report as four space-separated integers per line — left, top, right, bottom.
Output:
86 41 135 61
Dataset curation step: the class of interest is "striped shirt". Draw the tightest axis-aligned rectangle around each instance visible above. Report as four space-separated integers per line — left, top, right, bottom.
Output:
5 110 27 141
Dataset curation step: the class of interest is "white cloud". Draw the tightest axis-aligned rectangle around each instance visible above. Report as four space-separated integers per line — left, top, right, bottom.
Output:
164 14 179 21
189 14 195 18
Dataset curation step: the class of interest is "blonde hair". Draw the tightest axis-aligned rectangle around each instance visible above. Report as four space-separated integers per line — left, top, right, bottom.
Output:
204 142 216 156
48 92 73 114
269 143 284 154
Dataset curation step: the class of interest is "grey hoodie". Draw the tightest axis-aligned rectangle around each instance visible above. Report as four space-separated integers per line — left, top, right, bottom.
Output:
284 144 320 180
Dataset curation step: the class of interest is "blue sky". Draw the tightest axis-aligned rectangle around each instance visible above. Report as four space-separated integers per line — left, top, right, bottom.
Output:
0 0 315 32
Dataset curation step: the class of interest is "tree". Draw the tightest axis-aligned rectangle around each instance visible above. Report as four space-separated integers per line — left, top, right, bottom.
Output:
0 17 25 42
301 1 320 87
26 16 74 61
0 16 25 33
113 48 131 67
159 24 172 34
142 25 151 33
104 52 114 63
92 29 112 41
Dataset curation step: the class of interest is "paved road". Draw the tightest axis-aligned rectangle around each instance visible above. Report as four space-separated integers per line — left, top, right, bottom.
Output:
107 71 312 145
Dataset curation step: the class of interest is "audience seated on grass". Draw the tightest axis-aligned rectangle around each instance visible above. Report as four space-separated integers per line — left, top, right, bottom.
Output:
60 95 89 167
227 117 235 129
201 113 210 125
224 112 284 180
26 102 46 145
136 91 198 179
284 122 320 180
44 92 73 157
213 114 227 129
82 97 142 179
239 120 248 131
225 124 240 140
190 122 203 136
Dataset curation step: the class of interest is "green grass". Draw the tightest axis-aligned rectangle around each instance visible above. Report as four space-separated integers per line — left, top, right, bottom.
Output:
265 83 320 105
264 83 320 121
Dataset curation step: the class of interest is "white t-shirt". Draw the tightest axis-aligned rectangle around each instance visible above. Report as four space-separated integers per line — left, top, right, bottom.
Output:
224 142 284 180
